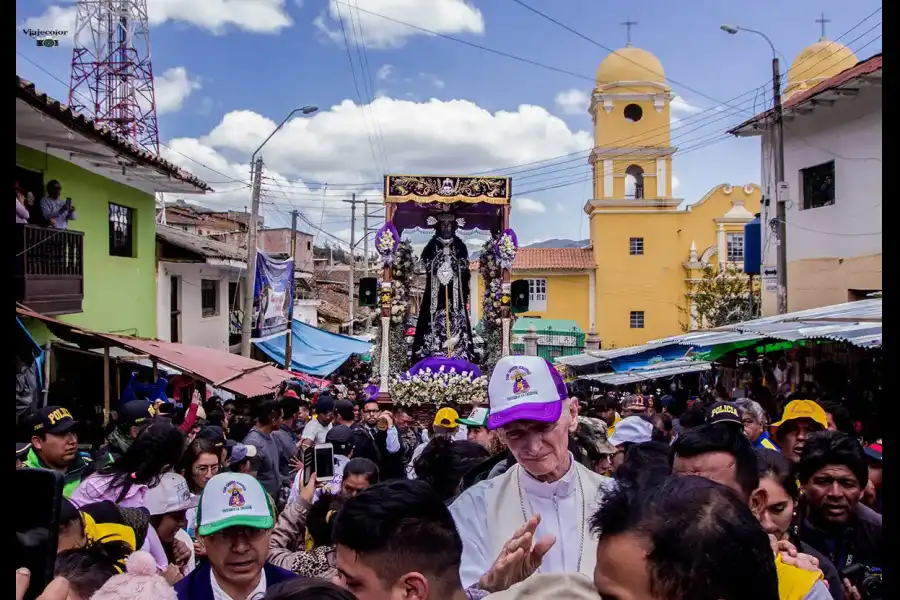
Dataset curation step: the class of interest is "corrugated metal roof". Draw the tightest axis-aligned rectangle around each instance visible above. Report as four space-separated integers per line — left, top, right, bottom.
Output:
649 330 762 347
554 352 607 367
17 306 291 398
581 360 712 385
157 224 246 262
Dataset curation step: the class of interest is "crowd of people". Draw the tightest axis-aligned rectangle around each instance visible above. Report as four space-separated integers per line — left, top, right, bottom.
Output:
16 354 882 600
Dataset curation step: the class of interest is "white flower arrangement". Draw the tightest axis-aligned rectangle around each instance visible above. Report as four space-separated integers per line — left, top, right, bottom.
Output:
391 366 488 407
497 230 518 269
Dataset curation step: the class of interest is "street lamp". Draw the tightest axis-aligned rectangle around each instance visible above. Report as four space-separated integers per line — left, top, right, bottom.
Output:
239 104 319 357
720 24 787 314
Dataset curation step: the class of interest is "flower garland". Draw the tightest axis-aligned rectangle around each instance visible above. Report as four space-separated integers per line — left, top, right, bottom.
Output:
496 228 518 269
391 365 488 407
479 236 503 327
373 239 416 380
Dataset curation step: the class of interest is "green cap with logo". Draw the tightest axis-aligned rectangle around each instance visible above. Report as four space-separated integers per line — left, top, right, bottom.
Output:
456 407 489 428
195 472 274 536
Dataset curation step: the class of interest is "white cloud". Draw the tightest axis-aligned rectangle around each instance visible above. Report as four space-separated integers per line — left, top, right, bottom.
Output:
376 64 394 81
155 67 201 115
160 96 591 245
313 0 485 49
420 73 445 89
554 88 590 116
670 95 702 123
20 0 292 44
515 197 547 214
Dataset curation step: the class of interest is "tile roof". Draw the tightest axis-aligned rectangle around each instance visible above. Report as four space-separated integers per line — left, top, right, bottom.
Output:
16 76 212 192
729 53 882 134
156 224 246 262
470 247 595 271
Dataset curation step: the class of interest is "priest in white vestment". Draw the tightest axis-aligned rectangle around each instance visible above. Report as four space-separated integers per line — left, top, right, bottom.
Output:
450 355 614 589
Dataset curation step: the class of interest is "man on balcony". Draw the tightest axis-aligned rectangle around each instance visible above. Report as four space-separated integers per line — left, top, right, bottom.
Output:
40 180 76 229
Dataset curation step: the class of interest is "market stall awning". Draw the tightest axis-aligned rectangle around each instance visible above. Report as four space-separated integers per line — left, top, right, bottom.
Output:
580 359 712 386
254 318 373 377
17 306 292 398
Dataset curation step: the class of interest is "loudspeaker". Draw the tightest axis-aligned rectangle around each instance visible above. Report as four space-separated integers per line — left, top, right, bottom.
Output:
510 279 530 314
359 277 378 308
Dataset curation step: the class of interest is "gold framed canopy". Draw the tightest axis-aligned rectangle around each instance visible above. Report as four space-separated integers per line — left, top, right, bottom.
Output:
384 175 511 205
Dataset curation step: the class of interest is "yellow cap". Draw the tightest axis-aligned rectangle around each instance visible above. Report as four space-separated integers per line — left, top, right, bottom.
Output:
771 400 828 432
433 407 460 428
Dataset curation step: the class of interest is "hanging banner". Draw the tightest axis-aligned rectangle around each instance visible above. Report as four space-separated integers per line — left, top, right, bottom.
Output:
253 252 294 339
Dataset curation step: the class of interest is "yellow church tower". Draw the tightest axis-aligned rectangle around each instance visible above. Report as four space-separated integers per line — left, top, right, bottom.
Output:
584 30 761 348
784 15 858 100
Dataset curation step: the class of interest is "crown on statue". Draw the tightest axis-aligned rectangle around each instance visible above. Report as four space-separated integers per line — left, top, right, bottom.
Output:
426 212 466 227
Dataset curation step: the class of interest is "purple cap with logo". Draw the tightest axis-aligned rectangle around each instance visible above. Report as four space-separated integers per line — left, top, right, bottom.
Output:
487 356 568 430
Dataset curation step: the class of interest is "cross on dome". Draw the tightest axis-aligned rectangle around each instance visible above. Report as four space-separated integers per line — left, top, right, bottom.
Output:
815 12 830 40
620 18 638 47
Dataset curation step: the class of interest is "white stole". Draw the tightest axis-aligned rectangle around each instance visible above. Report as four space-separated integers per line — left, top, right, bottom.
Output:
485 462 607 580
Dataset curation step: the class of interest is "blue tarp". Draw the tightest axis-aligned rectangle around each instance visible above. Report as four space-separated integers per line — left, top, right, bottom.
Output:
254 319 373 377
610 345 707 373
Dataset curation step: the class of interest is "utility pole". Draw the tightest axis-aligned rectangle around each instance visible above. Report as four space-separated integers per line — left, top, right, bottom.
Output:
346 194 357 334
283 209 299 370
771 57 788 314
363 196 369 276
239 155 264 357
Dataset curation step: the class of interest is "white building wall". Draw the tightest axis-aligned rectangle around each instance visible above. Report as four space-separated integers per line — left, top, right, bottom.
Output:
757 85 881 314
293 300 319 327
157 261 244 351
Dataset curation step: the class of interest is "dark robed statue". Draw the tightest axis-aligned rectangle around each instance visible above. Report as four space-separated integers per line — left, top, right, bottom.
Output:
411 210 475 362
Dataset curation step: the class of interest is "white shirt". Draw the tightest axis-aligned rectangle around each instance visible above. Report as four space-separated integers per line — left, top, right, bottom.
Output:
301 418 331 445
449 455 611 589
210 566 267 600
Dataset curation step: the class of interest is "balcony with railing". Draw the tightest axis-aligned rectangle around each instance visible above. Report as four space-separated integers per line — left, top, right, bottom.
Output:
15 224 84 315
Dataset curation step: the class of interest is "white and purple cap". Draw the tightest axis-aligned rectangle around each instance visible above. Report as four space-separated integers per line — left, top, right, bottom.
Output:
487 356 568 430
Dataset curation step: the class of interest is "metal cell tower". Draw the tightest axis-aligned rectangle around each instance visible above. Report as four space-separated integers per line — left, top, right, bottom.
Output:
69 0 160 154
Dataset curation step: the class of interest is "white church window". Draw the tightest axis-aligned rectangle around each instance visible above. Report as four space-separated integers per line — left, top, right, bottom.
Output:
726 233 744 262
527 279 547 311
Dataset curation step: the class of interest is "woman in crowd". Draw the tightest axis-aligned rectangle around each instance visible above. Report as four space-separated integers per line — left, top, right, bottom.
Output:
178 437 221 539
69 422 185 507
54 540 133 600
755 449 844 599
269 491 346 579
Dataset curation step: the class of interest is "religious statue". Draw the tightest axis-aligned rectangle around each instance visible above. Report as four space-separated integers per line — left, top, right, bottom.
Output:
411 209 475 362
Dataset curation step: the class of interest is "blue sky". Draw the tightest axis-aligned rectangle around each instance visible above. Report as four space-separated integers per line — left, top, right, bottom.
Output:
16 0 882 248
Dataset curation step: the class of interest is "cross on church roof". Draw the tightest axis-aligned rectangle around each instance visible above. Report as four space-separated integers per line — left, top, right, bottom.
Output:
620 18 637 46
816 12 830 39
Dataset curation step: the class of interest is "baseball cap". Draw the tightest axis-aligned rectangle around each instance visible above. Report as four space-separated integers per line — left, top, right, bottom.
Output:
196 472 274 536
487 356 568 431
315 394 336 414
575 416 617 456
282 389 300 399
224 441 258 465
622 394 650 412
707 401 743 426
434 407 460 428
144 473 199 516
864 441 882 461
119 401 157 428
457 407 489 428
28 406 78 436
770 400 828 432
197 426 226 449
334 399 355 422
608 416 654 447
325 424 355 446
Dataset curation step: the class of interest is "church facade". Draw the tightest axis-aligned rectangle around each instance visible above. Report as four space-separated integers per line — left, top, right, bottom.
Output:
471 44 762 349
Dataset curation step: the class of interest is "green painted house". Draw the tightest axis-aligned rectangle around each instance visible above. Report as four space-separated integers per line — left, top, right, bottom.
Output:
15 76 211 343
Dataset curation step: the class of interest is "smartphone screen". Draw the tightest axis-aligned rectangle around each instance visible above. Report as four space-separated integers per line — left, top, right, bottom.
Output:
15 468 64 600
314 443 335 480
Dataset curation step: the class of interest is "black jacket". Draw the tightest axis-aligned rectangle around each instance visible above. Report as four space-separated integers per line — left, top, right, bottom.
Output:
796 502 882 573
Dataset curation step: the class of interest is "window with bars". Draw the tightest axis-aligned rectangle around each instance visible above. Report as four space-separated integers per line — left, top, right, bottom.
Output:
726 233 744 262
527 278 547 311
629 237 644 255
201 279 219 317
801 160 835 210
630 310 645 329
109 203 135 257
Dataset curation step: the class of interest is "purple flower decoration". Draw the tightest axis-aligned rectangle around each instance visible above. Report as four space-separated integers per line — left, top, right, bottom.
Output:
375 222 400 265
496 228 518 269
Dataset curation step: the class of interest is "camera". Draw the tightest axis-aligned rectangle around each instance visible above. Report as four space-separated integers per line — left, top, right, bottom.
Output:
841 563 882 600
37 38 60 48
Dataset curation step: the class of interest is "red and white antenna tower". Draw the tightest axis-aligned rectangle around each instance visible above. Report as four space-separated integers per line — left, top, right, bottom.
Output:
69 0 160 154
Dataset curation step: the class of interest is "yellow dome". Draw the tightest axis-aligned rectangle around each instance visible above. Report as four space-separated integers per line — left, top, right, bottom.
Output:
788 39 858 88
595 46 666 87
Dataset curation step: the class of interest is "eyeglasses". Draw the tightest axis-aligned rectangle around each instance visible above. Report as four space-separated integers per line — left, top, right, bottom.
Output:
325 548 337 568
193 464 220 476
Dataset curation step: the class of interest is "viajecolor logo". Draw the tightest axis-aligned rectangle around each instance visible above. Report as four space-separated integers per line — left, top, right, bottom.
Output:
22 28 67 48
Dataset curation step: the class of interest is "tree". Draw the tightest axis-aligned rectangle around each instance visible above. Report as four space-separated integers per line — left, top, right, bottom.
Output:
681 264 759 331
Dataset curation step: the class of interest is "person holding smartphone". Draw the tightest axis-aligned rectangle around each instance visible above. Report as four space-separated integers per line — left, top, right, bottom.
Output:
39 181 76 230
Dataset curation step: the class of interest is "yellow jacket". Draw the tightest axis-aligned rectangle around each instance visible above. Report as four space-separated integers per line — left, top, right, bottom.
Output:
775 554 824 600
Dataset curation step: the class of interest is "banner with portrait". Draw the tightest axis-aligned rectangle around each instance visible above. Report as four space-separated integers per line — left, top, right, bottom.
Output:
253 252 294 339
